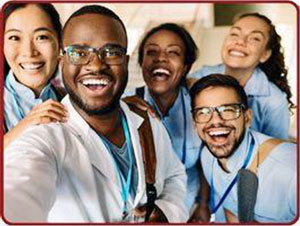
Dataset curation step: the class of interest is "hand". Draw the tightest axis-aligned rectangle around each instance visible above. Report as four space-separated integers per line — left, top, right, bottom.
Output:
20 99 68 126
4 99 68 149
131 205 168 222
188 201 211 223
122 95 158 118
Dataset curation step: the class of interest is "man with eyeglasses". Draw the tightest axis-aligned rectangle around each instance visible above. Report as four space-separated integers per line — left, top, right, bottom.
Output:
4 5 187 223
190 74 296 223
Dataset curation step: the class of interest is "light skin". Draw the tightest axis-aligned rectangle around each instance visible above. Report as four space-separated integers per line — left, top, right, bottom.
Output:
221 16 272 86
141 29 188 115
193 86 252 170
4 4 68 149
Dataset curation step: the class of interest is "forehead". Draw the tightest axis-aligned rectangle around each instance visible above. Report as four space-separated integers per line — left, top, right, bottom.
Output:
63 13 127 48
194 86 241 107
232 16 270 34
5 4 54 31
145 29 185 47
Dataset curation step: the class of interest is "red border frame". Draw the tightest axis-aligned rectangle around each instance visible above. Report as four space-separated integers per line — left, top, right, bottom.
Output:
0 0 298 225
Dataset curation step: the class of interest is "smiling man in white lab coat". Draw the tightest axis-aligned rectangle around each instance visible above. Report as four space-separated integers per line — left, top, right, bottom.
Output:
4 5 187 223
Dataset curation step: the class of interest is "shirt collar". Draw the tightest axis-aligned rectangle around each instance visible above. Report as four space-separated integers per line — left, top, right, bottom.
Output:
144 85 188 118
243 67 270 96
6 70 54 101
220 65 270 97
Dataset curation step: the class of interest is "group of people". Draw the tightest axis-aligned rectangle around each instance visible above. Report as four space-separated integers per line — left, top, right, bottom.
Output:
3 2 296 224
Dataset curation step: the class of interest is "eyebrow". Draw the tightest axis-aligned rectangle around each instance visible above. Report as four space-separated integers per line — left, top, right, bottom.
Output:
231 26 265 37
5 27 54 34
145 43 183 49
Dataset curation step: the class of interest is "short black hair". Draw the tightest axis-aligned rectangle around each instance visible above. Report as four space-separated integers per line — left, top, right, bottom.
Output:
138 23 198 75
3 3 62 76
189 74 248 109
62 5 127 46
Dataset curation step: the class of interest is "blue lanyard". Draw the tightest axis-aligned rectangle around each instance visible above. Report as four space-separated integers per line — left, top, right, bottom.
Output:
210 134 255 214
180 90 187 164
100 110 134 215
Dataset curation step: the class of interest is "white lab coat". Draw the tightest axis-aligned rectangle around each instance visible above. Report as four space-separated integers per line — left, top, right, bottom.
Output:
4 95 188 223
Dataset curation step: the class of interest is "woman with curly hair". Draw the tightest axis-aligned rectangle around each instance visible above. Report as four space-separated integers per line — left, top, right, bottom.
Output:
189 12 295 140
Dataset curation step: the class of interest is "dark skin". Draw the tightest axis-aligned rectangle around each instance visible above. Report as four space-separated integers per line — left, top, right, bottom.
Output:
62 13 166 222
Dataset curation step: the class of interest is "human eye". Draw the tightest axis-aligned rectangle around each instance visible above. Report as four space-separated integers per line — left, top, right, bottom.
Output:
145 48 158 56
36 34 50 41
167 48 181 57
6 34 20 41
248 34 262 43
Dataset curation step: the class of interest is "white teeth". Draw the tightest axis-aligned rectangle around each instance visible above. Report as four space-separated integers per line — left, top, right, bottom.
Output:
82 78 109 86
229 50 246 57
20 63 43 70
208 130 230 136
153 68 170 75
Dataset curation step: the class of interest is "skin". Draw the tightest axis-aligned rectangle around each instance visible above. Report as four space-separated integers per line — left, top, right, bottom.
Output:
4 4 59 96
61 13 168 222
221 16 272 86
4 4 68 149
61 13 129 147
141 29 188 115
193 86 252 169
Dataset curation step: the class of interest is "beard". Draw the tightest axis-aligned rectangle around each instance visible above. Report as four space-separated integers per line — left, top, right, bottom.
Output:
203 123 247 160
63 76 127 116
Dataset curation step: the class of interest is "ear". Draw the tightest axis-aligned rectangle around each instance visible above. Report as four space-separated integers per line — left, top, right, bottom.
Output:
259 49 272 63
182 65 189 77
244 109 252 128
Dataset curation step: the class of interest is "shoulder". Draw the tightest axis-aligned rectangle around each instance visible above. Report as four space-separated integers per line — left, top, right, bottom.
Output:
252 130 296 171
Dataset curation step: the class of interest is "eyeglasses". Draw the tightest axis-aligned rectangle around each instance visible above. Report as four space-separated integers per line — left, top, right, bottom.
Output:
62 44 127 65
192 103 246 124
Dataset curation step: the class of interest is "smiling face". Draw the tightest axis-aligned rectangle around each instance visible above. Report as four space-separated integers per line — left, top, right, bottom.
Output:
4 4 59 96
221 16 271 75
141 29 187 96
193 86 251 159
61 13 128 116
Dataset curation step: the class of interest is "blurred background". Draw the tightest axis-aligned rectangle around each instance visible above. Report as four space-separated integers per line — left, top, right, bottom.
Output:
52 2 297 139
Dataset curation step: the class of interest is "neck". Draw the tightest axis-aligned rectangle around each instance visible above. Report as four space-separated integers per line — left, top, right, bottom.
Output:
76 105 125 147
150 88 180 116
225 67 254 87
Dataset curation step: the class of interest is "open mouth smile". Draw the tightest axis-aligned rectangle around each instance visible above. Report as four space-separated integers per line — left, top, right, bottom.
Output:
79 77 112 94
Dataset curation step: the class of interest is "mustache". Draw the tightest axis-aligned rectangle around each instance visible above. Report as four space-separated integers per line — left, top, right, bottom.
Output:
205 123 234 130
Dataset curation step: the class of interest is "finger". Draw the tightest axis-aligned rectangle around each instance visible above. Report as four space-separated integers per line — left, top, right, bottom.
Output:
32 99 67 113
131 206 146 217
37 109 69 122
31 101 68 118
33 116 58 125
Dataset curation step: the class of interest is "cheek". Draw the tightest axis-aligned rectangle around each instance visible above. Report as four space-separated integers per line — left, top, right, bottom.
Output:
4 45 17 66
62 64 80 86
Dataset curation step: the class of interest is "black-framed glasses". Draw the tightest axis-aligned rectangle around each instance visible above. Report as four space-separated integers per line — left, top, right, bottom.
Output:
62 44 127 65
192 103 246 124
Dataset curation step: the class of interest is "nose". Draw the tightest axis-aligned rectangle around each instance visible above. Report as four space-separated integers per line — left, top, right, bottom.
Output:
209 110 224 124
236 35 247 46
155 51 168 62
85 52 108 72
21 38 38 57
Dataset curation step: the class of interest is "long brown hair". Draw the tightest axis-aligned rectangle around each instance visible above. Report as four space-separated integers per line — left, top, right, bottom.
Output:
235 13 295 110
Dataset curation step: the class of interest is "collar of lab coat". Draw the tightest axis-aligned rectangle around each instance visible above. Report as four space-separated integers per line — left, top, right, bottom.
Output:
61 95 146 204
